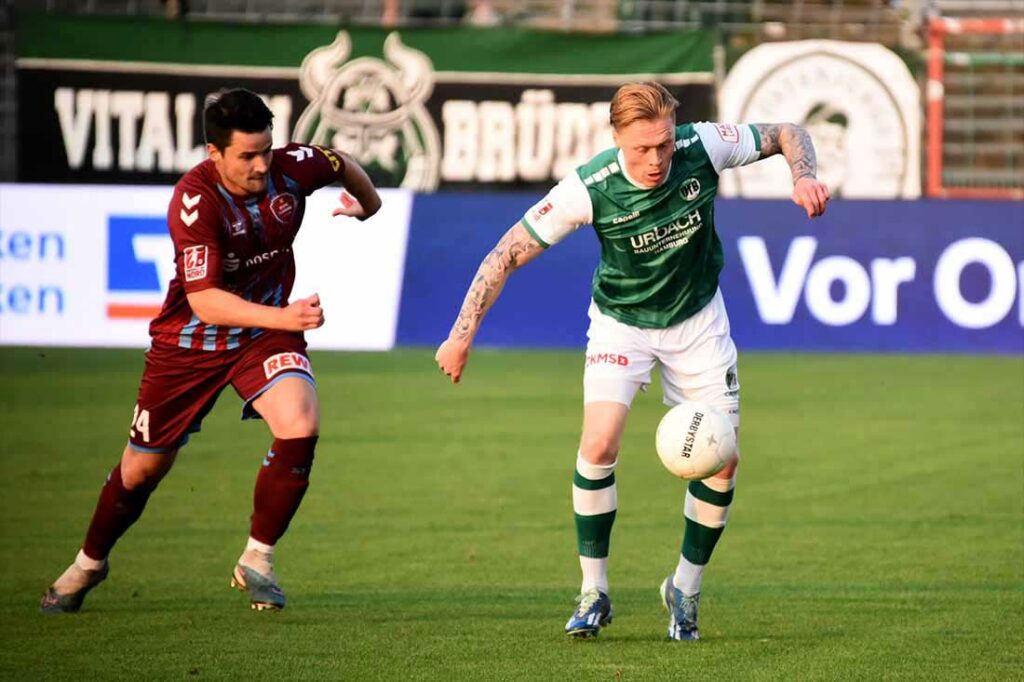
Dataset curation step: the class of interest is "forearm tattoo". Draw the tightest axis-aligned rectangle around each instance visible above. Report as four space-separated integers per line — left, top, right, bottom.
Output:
754 123 817 183
449 226 543 342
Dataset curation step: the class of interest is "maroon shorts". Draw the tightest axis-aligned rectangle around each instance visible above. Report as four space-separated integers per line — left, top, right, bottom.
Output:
127 331 314 453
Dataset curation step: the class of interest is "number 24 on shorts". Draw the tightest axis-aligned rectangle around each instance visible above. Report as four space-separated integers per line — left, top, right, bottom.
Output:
130 404 151 443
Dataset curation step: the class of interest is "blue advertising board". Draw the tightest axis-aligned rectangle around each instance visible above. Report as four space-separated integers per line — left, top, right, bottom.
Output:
398 196 1023 354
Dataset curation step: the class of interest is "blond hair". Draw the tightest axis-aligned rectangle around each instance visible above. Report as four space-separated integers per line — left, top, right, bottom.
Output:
609 82 679 130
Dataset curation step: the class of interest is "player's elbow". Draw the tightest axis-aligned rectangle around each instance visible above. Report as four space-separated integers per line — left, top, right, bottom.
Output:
363 192 383 219
779 122 807 141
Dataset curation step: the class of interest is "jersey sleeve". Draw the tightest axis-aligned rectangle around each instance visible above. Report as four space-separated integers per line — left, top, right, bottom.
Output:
168 180 223 293
274 143 347 196
693 122 761 174
520 171 593 248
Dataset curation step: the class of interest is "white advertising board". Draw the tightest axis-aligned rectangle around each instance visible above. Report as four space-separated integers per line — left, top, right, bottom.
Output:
718 40 921 199
0 184 412 350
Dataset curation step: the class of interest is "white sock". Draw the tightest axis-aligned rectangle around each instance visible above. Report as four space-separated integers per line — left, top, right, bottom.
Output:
245 537 275 556
673 556 705 596
75 549 106 572
674 473 735 596
574 453 616 595
580 556 609 594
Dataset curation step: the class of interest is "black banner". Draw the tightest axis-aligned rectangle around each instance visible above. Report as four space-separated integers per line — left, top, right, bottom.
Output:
17 66 712 191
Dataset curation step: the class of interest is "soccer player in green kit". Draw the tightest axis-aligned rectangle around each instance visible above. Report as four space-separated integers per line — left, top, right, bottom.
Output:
435 82 830 640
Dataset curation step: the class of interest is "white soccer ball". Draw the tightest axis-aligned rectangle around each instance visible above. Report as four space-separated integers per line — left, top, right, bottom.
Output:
655 401 736 480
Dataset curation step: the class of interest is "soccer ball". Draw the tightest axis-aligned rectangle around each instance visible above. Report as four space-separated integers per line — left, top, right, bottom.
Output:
655 401 736 480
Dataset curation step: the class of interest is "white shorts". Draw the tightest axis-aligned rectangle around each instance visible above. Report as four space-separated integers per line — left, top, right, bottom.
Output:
583 289 740 426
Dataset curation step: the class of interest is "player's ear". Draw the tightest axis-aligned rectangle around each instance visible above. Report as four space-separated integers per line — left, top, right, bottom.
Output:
207 143 222 162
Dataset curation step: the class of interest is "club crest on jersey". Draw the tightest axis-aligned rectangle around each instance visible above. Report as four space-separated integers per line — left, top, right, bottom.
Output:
183 245 209 282
270 193 298 223
680 178 701 201
263 352 313 380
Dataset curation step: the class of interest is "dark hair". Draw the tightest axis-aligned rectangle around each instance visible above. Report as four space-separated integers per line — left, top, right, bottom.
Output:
203 88 274 151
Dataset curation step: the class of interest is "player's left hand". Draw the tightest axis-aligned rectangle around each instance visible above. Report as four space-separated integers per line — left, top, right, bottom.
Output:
792 177 831 218
332 190 370 220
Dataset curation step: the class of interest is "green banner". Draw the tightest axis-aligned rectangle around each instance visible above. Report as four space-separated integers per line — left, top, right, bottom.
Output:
16 12 715 190
17 13 714 73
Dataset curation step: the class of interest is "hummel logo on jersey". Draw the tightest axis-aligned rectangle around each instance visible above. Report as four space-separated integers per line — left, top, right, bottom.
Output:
180 192 201 227
674 133 700 150
262 449 276 467
287 146 314 162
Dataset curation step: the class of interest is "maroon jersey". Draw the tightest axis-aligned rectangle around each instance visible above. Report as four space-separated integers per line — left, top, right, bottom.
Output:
149 143 345 351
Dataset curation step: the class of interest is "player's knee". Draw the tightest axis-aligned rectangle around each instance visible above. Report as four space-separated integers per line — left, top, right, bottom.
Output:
579 434 619 465
273 408 319 438
120 446 176 491
716 446 740 480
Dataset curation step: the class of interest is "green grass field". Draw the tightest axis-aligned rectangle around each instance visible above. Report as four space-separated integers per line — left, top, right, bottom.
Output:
1 347 1021 680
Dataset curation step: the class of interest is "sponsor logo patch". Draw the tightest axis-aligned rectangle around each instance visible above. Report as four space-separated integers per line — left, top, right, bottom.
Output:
715 123 739 143
530 200 553 223
585 353 629 368
316 146 342 172
270 193 297 224
263 352 314 380
183 245 209 282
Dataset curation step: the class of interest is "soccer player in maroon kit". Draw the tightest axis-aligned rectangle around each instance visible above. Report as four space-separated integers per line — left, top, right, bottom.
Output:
40 88 382 613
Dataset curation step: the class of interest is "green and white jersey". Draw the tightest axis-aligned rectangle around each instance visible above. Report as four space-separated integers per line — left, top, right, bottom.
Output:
521 122 761 329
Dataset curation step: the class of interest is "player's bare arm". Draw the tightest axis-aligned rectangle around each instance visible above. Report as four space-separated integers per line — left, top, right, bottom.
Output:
331 152 382 220
435 222 545 383
187 288 324 332
753 123 831 218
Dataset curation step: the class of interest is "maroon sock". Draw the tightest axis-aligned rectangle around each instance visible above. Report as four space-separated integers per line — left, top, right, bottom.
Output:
82 465 156 560
250 436 317 545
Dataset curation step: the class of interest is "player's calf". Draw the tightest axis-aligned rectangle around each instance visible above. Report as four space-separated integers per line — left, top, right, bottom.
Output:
232 436 317 610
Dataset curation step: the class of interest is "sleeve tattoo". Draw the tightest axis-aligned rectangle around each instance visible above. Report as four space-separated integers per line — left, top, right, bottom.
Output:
449 225 544 342
754 123 817 183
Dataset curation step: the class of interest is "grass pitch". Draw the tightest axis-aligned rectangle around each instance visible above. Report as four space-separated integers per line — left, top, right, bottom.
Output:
1 347 1021 680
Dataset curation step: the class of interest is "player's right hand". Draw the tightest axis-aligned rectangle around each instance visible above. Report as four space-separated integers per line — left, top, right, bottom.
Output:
435 338 470 384
331 190 370 220
792 177 831 218
283 294 325 331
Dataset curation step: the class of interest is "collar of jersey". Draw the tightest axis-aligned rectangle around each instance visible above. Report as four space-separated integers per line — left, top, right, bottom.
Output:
616 149 672 191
